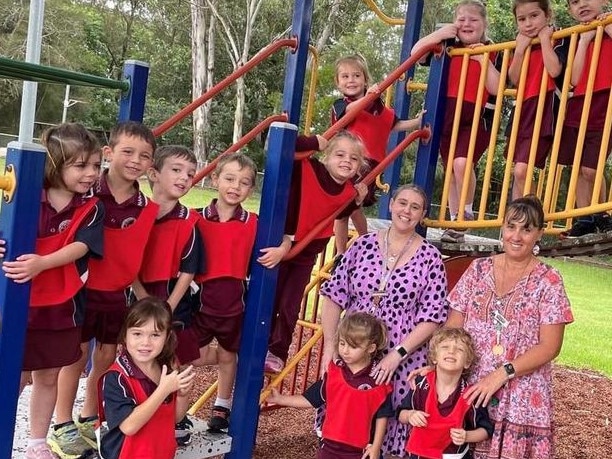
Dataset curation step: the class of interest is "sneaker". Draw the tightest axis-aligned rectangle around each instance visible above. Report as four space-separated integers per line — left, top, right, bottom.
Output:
175 416 194 447
48 422 94 459
25 443 57 459
208 405 230 432
440 228 466 243
560 217 597 239
263 351 284 373
74 417 98 449
595 213 612 234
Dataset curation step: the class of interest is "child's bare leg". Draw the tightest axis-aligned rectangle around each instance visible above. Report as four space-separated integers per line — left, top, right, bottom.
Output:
447 173 459 218
216 347 237 401
350 207 368 235
20 370 31 394
452 158 476 216
29 367 61 439
334 217 350 255
80 342 117 417
512 162 536 200
192 344 218 367
576 166 597 208
55 342 89 423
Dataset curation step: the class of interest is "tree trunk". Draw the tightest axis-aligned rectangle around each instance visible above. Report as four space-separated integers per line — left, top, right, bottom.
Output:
191 0 208 163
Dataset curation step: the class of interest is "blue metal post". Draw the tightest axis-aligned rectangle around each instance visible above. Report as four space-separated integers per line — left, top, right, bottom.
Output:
379 0 425 219
118 60 150 122
227 123 297 458
0 142 46 458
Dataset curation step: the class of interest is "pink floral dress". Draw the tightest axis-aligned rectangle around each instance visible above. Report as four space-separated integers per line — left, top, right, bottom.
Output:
448 257 573 459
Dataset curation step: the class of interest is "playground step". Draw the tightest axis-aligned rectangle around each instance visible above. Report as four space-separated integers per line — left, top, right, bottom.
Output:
176 418 232 458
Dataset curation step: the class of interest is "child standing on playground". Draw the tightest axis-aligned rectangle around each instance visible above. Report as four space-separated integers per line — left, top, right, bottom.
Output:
1 123 104 459
261 130 368 373
558 0 612 238
331 54 424 254
411 0 501 243
267 312 393 459
132 145 204 445
506 0 567 200
190 153 258 432
398 327 493 459
97 297 195 459
52 121 158 458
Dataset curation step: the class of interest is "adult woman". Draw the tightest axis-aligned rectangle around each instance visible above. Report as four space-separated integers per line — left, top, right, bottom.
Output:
320 184 448 457
446 195 573 458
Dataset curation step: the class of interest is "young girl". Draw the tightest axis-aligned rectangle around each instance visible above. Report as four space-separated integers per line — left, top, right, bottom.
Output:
411 0 501 243
257 130 368 373
1 123 104 459
331 54 424 254
97 297 195 459
267 312 393 459
506 0 566 200
398 328 493 459
558 0 612 238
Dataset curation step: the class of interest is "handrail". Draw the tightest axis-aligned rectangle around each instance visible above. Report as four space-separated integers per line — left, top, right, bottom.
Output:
191 113 288 186
303 45 319 135
295 42 441 160
361 0 405 25
153 38 298 137
286 127 430 260
0 56 129 91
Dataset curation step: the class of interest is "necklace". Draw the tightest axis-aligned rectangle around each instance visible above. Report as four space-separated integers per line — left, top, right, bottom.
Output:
371 228 417 310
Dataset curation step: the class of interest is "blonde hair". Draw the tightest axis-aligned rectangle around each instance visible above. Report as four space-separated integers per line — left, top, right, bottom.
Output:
455 0 489 42
334 54 371 88
321 130 368 176
428 327 477 370
337 312 387 362
214 152 257 187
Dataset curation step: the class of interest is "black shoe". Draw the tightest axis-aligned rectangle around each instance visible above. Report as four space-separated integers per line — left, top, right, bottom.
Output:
175 416 194 446
208 405 230 432
560 217 597 239
595 213 612 233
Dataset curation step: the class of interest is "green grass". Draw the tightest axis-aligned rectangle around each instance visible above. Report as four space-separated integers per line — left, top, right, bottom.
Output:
545 258 612 377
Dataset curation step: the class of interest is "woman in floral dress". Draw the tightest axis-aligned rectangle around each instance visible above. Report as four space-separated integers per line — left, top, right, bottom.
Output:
446 195 573 458
320 184 448 457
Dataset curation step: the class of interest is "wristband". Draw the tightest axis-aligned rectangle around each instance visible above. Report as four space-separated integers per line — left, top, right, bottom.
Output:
394 345 408 359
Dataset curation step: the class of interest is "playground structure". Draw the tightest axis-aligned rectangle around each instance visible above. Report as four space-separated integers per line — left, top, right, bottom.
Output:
2 0 612 458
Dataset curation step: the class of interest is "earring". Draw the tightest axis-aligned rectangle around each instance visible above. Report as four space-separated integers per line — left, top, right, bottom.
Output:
532 242 540 256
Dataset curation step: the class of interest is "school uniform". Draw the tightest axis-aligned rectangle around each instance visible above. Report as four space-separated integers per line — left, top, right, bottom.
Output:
559 34 612 169
400 373 493 459
192 200 257 352
138 203 204 364
303 359 393 459
267 158 355 362
98 351 177 459
83 171 158 344
23 190 104 371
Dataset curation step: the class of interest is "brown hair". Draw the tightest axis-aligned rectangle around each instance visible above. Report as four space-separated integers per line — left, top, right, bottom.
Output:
152 145 197 172
118 297 177 369
321 130 368 176
505 194 545 229
42 123 100 189
428 327 477 370
334 54 371 88
336 312 387 362
455 0 489 42
391 184 429 209
108 120 157 152
214 152 258 187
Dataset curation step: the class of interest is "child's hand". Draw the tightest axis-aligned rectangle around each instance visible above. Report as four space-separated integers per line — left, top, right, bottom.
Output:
538 25 553 44
354 182 368 206
158 365 182 396
450 428 468 446
366 83 381 95
257 244 289 269
407 410 429 427
406 365 434 389
415 109 426 127
176 365 195 397
2 254 47 283
438 23 458 41
316 135 328 152
361 443 379 459
0 239 5 259
266 387 282 405
579 29 596 43
468 44 485 63
514 33 532 54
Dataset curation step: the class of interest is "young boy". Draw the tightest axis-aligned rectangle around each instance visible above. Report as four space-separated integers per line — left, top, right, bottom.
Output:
190 152 258 431
398 328 493 459
132 144 204 446
52 121 158 458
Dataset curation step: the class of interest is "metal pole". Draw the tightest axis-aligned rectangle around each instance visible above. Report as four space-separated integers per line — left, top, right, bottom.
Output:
62 85 71 123
18 0 45 143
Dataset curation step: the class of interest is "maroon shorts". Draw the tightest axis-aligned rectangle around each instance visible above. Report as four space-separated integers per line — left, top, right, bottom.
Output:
505 135 551 169
175 326 200 365
81 307 129 344
440 124 490 166
317 440 364 458
192 312 243 353
22 327 83 371
558 127 612 169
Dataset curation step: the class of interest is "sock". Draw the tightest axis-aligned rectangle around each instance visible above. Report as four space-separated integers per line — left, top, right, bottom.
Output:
27 438 46 448
78 414 98 423
464 204 473 216
214 397 232 410
53 421 74 431
450 214 458 221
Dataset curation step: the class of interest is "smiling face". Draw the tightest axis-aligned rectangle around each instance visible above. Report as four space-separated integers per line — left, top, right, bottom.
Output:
501 215 544 261
324 137 363 183
455 4 487 44
432 338 472 373
335 62 368 99
389 188 427 234
213 160 255 207
515 2 550 37
106 134 154 183
150 155 197 200
61 153 101 194
568 0 608 22
124 318 168 367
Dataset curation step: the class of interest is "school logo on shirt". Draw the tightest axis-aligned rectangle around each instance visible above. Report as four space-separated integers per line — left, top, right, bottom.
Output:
121 217 136 228
58 219 72 233
358 383 374 390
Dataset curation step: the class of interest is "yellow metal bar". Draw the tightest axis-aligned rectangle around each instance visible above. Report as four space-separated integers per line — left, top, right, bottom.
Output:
303 45 319 135
188 380 218 415
360 0 405 25
0 165 16 203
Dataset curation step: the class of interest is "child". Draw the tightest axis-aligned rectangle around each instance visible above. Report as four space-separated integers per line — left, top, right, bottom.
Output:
267 312 393 459
558 0 612 237
1 123 104 459
331 54 424 254
506 0 567 200
398 328 493 459
97 297 195 459
411 0 501 243
132 145 204 445
53 121 158 457
260 130 368 373
190 153 258 431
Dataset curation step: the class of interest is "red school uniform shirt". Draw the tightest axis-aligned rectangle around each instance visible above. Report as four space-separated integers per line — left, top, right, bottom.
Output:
28 190 104 330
